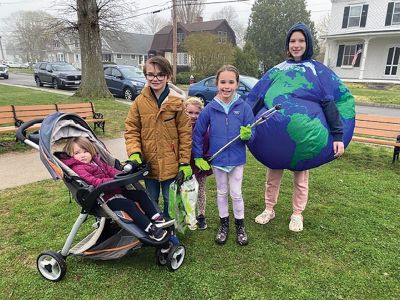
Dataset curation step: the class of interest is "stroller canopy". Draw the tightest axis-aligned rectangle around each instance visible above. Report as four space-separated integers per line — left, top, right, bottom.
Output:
39 112 116 180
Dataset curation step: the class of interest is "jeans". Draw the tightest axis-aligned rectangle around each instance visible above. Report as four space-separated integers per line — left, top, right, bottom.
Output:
145 178 174 218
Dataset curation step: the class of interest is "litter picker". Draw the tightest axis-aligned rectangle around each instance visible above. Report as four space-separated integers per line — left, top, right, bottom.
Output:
208 104 282 162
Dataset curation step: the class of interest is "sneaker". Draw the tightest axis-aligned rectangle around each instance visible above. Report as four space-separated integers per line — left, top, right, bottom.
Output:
197 214 208 230
289 214 303 232
155 219 175 229
148 224 167 241
255 209 275 224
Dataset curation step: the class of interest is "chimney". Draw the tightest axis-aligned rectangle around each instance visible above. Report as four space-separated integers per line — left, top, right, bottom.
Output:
195 16 203 22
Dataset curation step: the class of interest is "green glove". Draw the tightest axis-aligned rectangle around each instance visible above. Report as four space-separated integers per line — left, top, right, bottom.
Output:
178 164 192 180
129 153 142 164
194 158 211 171
239 124 252 141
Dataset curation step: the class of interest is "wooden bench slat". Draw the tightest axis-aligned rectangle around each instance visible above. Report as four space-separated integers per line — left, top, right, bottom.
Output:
352 136 400 147
0 106 14 113
57 103 92 109
0 117 17 125
354 128 398 139
355 120 400 131
14 105 57 111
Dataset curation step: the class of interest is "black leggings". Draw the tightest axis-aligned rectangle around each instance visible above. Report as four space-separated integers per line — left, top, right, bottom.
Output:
107 193 158 230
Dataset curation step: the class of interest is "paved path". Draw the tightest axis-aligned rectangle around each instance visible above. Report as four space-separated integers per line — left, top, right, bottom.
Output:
0 137 127 190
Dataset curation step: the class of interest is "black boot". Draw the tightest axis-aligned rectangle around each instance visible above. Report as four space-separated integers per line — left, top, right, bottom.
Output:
235 218 248 246
215 217 229 245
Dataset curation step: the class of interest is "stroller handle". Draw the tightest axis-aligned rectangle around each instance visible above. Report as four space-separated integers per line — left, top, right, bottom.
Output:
16 118 44 145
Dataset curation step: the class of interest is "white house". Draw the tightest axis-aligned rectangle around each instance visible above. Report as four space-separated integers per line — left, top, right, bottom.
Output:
324 0 400 83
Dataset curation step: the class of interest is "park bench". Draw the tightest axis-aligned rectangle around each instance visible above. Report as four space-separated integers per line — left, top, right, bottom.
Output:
0 102 106 134
352 113 400 163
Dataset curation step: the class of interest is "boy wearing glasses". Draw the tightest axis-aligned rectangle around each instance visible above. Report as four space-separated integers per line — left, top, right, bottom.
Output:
125 56 192 218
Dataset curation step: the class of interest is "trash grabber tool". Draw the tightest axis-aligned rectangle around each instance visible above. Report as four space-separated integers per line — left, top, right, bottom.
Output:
208 104 282 162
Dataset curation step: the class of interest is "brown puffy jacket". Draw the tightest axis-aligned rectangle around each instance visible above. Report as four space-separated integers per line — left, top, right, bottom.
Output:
124 86 192 181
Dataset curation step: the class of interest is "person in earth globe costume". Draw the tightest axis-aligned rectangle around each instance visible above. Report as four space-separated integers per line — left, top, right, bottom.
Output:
246 22 355 232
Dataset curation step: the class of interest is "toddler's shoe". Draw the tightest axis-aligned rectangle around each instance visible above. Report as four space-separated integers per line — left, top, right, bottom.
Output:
255 209 275 224
197 214 207 230
289 214 303 232
148 224 167 241
155 219 176 229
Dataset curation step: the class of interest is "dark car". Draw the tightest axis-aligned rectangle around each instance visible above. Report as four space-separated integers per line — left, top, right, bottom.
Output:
34 62 81 89
0 64 9 79
188 75 259 105
103 65 146 101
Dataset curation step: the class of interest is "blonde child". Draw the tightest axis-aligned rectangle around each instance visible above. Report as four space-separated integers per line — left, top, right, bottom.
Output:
192 65 255 245
184 97 212 230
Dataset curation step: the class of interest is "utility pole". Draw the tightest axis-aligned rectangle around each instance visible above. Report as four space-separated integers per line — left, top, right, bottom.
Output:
0 36 5 62
172 0 177 84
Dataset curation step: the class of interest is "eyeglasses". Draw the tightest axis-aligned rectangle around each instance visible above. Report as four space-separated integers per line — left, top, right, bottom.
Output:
145 73 166 81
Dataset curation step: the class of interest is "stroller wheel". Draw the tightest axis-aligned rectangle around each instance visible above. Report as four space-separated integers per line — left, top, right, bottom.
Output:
37 251 67 282
155 248 168 266
167 245 186 271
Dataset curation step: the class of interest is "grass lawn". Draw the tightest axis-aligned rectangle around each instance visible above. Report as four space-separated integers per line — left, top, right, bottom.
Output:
0 85 129 154
347 83 400 106
0 142 399 299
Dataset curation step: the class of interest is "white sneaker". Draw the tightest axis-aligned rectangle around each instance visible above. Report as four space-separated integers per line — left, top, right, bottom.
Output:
255 210 275 224
289 215 303 232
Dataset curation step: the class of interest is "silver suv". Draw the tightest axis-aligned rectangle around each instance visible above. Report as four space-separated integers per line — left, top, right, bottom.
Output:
34 62 81 89
0 64 9 79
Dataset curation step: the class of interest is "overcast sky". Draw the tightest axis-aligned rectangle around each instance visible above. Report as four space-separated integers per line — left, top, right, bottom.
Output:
0 0 332 35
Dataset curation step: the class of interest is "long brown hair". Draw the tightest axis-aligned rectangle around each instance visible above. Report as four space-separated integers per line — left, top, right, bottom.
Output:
215 65 239 83
63 137 97 158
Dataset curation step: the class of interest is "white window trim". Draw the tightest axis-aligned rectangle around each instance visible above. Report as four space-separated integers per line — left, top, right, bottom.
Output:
116 53 122 59
384 46 400 76
348 5 362 28
341 44 357 67
392 2 400 25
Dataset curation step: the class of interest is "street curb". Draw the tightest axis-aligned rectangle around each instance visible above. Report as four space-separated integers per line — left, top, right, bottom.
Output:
0 82 73 95
355 101 400 109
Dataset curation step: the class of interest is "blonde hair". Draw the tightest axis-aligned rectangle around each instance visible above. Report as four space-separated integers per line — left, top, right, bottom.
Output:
63 137 97 158
185 96 204 110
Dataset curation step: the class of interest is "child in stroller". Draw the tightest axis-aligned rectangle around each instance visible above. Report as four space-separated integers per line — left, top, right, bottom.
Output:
61 136 174 241
16 112 186 282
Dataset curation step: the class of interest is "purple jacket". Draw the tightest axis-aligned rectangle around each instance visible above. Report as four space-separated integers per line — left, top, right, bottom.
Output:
61 154 121 199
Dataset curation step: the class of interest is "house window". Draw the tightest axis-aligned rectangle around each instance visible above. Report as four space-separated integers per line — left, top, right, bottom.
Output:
342 5 368 28
75 54 80 63
177 53 188 65
54 40 60 48
177 32 184 45
102 54 112 62
74 39 79 48
131 54 136 60
348 6 362 27
336 44 363 67
144 55 148 62
385 47 400 75
393 2 400 24
116 54 122 59
56 53 64 62
218 31 228 43
139 55 144 65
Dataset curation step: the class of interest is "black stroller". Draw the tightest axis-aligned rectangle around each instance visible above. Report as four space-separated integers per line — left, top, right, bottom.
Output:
16 112 186 282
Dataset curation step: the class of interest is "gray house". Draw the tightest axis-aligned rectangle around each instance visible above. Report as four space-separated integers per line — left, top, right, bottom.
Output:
324 0 400 83
101 31 153 68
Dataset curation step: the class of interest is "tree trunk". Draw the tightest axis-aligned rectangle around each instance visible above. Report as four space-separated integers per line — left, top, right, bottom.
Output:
75 0 112 98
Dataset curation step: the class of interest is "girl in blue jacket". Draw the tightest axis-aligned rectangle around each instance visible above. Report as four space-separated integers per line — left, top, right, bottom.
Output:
193 65 255 246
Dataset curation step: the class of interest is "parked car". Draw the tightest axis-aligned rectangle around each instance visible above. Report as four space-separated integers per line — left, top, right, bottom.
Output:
103 65 146 101
0 64 9 79
34 62 81 89
188 75 259 104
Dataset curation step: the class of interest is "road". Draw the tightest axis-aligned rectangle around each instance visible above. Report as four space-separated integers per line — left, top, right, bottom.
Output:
1 72 75 95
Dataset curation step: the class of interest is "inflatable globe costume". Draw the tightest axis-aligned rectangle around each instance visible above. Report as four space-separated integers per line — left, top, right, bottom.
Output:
246 23 355 171
247 22 356 231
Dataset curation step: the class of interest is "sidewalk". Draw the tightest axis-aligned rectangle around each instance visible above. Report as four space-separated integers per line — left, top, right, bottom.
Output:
0 137 127 190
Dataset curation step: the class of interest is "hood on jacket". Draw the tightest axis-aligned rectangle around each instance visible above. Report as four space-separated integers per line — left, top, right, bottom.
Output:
285 22 314 60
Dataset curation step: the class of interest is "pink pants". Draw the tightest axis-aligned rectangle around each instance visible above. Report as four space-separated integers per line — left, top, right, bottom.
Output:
265 168 309 215
213 165 245 219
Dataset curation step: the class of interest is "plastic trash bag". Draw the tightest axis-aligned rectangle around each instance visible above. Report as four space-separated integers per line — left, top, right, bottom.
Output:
169 176 199 233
